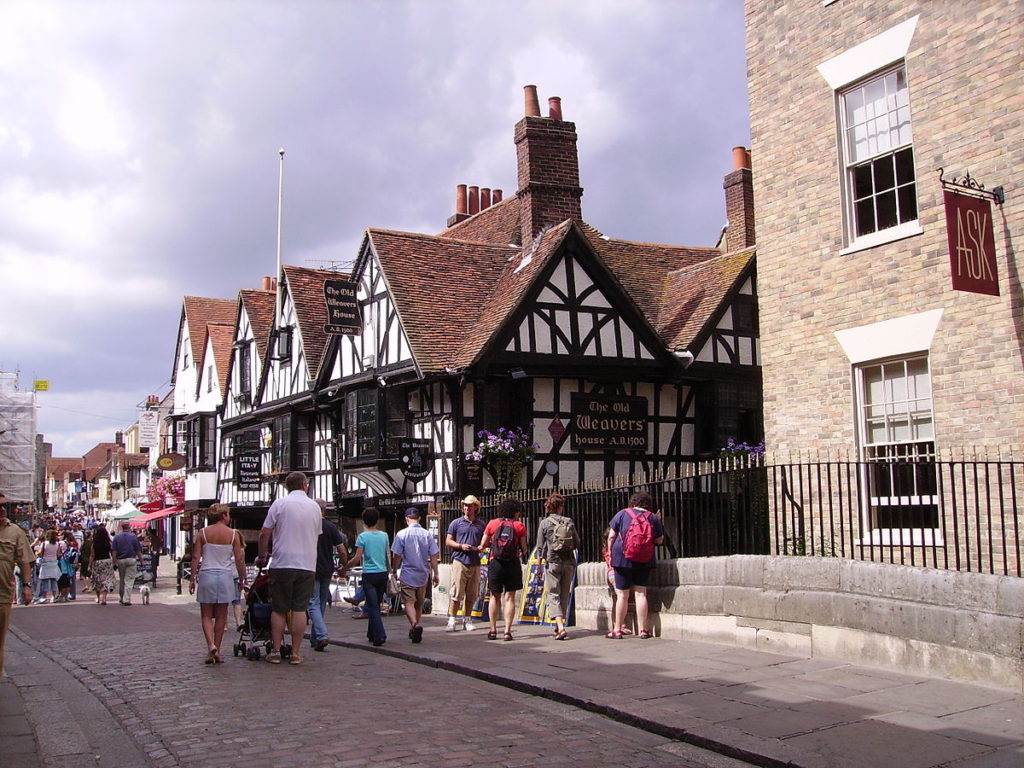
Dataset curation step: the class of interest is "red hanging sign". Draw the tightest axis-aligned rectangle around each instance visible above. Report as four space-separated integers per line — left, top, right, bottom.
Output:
944 189 999 296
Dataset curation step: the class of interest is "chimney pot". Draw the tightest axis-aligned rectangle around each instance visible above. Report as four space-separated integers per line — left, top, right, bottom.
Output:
524 84 541 117
492 189 503 203
455 184 468 215
261 276 273 291
732 146 750 170
548 96 562 121
468 185 480 215
480 187 491 210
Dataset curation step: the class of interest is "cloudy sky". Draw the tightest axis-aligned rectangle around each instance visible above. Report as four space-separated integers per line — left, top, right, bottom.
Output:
0 0 749 458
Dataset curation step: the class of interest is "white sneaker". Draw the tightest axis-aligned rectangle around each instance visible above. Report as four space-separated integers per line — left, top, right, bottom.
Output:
445 618 458 632
464 620 476 632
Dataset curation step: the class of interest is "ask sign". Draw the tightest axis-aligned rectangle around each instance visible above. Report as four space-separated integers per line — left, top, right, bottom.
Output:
944 190 999 296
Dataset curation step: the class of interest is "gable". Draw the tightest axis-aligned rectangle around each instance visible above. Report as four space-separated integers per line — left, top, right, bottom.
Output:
503 244 658 362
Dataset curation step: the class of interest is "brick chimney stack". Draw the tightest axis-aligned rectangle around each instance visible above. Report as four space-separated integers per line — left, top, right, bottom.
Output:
515 84 583 250
722 146 755 252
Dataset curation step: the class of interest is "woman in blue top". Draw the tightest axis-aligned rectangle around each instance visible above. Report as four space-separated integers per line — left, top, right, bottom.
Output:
349 507 391 647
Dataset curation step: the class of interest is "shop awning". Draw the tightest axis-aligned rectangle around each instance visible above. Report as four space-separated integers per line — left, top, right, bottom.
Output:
129 505 184 528
137 499 163 512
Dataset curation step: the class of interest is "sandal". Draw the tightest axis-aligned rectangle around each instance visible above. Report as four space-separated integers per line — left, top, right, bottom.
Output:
638 630 653 639
503 632 514 641
205 648 216 664
555 630 569 641
288 655 304 665
619 627 634 636
487 630 499 640
265 651 282 664
605 631 624 639
214 649 225 663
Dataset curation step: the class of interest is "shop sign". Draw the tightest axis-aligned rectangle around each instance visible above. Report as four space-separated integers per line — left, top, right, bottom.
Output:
944 190 999 296
570 393 648 451
236 450 263 491
398 438 433 483
323 278 361 334
138 410 160 450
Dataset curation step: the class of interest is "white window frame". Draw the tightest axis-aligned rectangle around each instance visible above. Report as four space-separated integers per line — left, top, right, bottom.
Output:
818 16 922 252
838 66 919 247
853 355 941 546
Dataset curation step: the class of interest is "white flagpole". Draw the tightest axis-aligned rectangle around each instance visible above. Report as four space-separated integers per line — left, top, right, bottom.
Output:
275 147 285 322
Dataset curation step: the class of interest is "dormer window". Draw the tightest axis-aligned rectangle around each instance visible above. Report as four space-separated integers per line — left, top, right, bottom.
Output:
275 327 293 361
182 350 190 371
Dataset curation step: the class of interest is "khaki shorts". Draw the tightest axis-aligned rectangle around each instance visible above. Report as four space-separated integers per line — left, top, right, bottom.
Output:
400 582 427 609
449 560 480 605
268 568 315 613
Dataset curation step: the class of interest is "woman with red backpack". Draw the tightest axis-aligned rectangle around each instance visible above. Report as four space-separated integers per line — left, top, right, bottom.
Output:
605 490 664 640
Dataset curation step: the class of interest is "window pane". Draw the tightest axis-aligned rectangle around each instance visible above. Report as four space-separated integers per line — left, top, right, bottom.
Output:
895 148 915 184
855 198 876 236
853 164 873 199
873 156 895 191
897 184 917 223
876 190 897 230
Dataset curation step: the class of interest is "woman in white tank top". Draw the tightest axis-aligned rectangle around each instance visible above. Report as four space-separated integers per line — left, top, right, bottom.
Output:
190 504 247 664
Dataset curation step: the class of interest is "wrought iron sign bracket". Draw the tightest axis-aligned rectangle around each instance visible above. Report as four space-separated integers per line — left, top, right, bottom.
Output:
937 167 1005 205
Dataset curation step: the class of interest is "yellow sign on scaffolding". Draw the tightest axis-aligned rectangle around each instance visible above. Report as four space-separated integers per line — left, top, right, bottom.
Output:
33 380 49 391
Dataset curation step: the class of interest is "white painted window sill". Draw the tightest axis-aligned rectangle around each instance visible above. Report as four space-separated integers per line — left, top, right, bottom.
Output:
839 221 923 256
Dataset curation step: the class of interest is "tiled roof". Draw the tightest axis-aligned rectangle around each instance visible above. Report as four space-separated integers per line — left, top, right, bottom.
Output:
282 265 343 381
657 247 756 351
183 297 236 367
201 323 236 399
121 452 150 468
583 230 722 331
450 220 575 369
46 457 83 479
367 228 520 373
240 289 275 361
438 196 522 246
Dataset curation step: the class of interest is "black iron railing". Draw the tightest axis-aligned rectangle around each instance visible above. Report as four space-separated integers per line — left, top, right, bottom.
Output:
441 457 1022 577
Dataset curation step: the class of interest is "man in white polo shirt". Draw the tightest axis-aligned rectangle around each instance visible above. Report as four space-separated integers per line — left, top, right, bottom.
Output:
256 471 321 665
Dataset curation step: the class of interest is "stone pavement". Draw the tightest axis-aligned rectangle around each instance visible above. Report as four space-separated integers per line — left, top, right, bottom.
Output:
3 564 1022 768
327 607 1023 768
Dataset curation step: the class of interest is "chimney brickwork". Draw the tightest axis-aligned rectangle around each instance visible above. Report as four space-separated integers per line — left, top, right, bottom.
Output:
515 102 583 248
723 146 755 252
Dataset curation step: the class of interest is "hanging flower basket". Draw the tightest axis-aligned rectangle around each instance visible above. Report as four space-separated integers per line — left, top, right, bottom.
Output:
465 427 537 495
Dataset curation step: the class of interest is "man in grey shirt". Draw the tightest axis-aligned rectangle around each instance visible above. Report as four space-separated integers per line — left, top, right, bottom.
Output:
111 520 143 605
391 507 439 644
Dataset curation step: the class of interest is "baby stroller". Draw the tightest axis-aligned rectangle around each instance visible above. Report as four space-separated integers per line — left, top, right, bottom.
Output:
232 570 292 661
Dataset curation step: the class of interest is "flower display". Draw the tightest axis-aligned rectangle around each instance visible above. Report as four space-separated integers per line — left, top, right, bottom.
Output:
147 474 184 503
465 426 538 494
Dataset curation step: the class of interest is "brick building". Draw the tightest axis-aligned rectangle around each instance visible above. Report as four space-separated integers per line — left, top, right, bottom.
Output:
746 1 1022 567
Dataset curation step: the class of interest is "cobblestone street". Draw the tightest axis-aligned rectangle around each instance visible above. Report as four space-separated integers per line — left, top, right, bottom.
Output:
4 590 747 768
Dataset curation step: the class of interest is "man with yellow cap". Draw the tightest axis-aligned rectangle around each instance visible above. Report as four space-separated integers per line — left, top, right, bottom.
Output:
444 495 485 632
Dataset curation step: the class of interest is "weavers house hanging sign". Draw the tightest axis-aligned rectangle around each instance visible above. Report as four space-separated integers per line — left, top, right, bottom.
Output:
939 169 1004 296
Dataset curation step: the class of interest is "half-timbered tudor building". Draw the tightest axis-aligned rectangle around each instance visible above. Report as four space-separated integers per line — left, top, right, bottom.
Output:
216 268 338 543
169 296 235 515
308 86 761 517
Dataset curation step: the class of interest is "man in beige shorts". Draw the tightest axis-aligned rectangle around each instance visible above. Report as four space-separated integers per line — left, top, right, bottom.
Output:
444 495 485 631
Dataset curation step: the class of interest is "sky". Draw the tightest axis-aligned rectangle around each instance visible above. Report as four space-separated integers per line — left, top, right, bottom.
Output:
0 0 750 458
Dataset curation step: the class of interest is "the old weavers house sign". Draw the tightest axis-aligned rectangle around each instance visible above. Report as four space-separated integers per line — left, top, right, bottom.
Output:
571 393 648 451
323 278 361 334
941 170 1003 296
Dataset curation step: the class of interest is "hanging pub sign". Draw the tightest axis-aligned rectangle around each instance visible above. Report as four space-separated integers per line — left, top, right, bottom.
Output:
235 450 263 491
398 438 434 483
323 278 361 335
570 393 648 451
944 190 999 296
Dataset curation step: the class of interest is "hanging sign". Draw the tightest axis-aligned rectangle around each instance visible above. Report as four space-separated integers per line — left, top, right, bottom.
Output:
944 190 999 296
570 393 648 451
323 278 361 335
138 410 160 450
398 438 434 483
236 450 263 491
33 380 49 391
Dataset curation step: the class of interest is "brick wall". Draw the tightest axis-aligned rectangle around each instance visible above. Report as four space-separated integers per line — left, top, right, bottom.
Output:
514 115 584 248
746 0 1024 453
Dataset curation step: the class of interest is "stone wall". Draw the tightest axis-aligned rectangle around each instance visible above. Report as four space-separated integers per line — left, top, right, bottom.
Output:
575 555 1024 693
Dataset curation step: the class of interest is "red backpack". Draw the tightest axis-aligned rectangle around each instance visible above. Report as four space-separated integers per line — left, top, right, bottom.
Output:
491 519 519 561
622 508 655 563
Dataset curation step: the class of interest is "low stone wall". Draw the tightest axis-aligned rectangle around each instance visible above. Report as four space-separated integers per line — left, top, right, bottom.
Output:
574 556 1024 693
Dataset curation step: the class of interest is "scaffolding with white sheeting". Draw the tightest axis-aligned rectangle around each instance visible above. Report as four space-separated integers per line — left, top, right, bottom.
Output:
0 372 37 503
